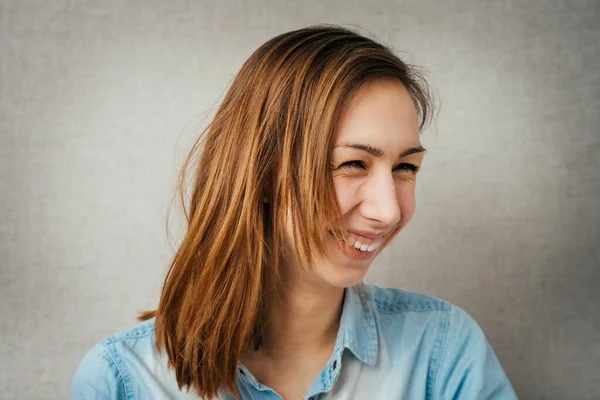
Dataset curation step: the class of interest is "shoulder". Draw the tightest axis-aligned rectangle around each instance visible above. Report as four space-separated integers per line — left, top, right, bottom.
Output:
101 317 157 346
363 283 489 356
70 318 157 400
364 283 485 330
363 284 484 364
363 284 517 399
364 283 451 314
364 283 481 356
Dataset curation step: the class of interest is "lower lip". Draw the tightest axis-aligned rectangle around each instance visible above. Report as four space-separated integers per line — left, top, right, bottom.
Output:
328 232 377 261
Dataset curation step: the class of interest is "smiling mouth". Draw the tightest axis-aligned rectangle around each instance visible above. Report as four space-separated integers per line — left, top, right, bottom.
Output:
328 229 386 254
343 236 382 252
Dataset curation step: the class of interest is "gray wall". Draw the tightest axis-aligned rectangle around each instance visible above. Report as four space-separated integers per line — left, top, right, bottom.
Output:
1 0 598 399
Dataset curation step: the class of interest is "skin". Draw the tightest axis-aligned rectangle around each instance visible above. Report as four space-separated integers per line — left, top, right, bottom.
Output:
242 79 425 399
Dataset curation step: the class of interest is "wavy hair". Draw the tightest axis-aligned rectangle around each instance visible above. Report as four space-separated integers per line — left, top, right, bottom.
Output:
138 25 435 399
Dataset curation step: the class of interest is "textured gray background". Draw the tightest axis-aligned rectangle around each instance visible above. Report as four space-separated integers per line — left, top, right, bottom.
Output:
1 0 599 399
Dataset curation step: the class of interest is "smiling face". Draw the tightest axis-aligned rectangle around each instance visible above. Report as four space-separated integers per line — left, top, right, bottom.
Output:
283 79 425 288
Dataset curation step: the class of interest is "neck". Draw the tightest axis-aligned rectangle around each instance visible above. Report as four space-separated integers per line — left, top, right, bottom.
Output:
253 264 345 361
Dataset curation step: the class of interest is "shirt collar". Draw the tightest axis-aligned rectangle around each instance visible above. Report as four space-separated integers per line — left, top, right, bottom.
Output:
236 282 378 397
335 282 378 366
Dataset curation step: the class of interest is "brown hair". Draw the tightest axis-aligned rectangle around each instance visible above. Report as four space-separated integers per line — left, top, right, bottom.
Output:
138 25 434 399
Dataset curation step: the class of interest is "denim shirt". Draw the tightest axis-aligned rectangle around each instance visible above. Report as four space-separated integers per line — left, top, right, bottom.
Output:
71 283 517 399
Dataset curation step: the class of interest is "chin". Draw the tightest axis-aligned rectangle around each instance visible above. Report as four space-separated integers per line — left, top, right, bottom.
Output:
318 242 379 288
313 229 395 288
320 266 369 288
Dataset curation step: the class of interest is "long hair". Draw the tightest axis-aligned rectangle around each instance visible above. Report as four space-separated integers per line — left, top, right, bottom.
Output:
138 25 434 399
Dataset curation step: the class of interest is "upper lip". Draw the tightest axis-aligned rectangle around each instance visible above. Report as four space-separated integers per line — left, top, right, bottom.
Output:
347 229 386 240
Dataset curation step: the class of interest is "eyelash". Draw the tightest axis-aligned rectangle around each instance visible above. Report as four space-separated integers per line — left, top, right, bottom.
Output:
340 160 419 173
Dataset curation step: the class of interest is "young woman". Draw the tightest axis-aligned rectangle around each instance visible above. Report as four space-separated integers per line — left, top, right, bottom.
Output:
71 25 517 399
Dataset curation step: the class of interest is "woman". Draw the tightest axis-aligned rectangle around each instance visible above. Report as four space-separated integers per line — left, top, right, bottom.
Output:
71 25 517 399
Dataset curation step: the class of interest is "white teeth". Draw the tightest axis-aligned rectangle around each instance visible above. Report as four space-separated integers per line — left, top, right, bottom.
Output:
345 236 355 246
367 243 380 252
348 239 381 252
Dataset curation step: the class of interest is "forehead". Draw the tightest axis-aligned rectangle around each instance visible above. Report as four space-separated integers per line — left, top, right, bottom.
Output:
334 80 420 146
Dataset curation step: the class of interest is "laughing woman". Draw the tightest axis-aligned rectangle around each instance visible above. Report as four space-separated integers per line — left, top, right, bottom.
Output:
71 26 517 400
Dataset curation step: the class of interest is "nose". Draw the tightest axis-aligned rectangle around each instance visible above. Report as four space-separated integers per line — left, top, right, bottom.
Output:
359 172 402 226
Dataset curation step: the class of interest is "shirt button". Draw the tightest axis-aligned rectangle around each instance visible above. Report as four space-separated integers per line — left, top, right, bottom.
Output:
333 360 337 370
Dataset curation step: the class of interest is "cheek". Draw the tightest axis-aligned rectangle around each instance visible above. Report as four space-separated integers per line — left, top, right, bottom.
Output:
382 184 416 246
333 178 360 215
395 182 417 225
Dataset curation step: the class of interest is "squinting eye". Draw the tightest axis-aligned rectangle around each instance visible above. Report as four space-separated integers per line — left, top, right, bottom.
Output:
340 160 366 169
339 161 420 173
394 163 419 173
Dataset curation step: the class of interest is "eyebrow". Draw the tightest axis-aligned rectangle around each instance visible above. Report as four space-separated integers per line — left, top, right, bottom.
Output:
334 143 427 158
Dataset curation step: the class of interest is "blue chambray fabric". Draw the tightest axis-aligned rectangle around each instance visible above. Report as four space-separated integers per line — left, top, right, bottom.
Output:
71 283 518 399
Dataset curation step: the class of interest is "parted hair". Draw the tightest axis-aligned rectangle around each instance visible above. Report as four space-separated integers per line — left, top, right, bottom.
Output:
138 25 434 399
